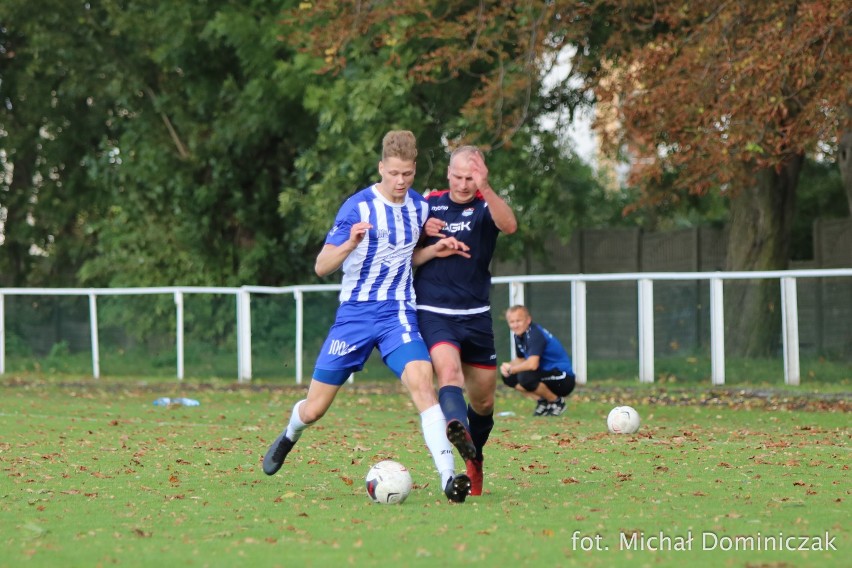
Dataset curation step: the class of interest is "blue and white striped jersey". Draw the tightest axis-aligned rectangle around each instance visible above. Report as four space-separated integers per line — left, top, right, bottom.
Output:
325 185 429 303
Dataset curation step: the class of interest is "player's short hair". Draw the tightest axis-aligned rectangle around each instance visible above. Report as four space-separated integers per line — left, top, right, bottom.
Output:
382 130 418 162
506 304 530 318
449 145 481 164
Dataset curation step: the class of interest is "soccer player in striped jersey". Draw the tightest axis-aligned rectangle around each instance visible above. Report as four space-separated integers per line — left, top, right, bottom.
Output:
413 146 517 496
263 130 474 502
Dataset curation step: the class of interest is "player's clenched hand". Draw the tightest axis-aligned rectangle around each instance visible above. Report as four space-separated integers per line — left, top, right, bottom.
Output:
432 237 471 259
348 222 373 245
424 217 446 238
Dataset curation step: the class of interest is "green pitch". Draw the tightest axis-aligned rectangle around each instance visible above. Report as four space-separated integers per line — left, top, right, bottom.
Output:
0 375 847 567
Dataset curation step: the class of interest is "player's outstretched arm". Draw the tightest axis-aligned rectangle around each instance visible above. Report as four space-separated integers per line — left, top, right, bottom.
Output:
315 222 372 276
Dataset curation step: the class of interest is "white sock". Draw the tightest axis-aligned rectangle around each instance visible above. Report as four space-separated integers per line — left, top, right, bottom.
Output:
285 399 308 442
420 403 455 487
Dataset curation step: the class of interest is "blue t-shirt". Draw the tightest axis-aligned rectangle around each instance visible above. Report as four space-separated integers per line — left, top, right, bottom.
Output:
514 322 574 375
325 185 428 303
413 190 500 314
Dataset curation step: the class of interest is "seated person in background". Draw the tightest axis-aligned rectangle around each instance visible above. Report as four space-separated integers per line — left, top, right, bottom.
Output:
499 305 576 417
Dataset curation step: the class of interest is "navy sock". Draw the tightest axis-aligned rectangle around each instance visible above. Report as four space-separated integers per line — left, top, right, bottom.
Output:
467 405 494 461
438 386 469 429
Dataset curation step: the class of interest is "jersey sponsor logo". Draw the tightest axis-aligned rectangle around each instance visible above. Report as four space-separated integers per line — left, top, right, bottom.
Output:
376 229 392 239
328 339 358 357
462 208 474 217
381 244 410 266
431 205 449 211
445 221 471 233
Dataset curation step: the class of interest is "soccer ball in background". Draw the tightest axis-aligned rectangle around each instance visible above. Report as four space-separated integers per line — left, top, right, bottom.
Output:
365 460 413 504
607 405 641 434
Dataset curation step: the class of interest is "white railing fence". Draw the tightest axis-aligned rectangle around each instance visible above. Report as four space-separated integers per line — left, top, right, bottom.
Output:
1 268 851 385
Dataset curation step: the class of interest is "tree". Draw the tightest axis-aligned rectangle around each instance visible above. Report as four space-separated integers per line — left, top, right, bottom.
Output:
0 0 118 286
75 1 320 287
578 0 850 355
840 101 852 212
277 0 603 266
1 1 326 288
287 0 848 355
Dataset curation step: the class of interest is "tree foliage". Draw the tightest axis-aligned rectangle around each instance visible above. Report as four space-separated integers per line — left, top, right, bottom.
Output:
2 0 846 301
282 1 849 233
1 0 601 289
278 0 846 356
572 0 849 355
276 0 610 263
585 0 849 203
1 1 331 287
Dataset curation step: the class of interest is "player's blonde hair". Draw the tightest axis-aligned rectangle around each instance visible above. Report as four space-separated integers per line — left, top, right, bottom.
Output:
382 130 418 162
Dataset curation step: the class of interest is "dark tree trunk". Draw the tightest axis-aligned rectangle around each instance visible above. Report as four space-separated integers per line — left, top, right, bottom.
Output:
0 149 35 288
839 128 852 215
724 154 803 357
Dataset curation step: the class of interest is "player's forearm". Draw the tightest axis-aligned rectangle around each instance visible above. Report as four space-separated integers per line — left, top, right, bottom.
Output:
315 243 355 277
412 246 435 267
509 356 539 373
412 241 447 267
479 185 517 234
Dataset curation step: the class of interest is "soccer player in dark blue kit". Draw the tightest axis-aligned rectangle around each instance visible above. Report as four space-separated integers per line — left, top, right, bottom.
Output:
500 305 576 416
262 130 473 502
413 145 517 496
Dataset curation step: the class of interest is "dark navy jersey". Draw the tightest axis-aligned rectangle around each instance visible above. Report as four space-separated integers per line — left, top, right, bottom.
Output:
413 190 500 313
514 322 574 375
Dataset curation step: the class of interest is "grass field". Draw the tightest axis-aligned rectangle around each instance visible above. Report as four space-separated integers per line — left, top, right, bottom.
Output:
1 374 848 567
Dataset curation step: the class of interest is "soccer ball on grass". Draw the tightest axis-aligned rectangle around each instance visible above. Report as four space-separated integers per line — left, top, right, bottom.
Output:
607 405 641 434
365 460 412 504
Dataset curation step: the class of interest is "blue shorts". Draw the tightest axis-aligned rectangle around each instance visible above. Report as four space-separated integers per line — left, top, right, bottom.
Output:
417 310 497 368
313 300 430 385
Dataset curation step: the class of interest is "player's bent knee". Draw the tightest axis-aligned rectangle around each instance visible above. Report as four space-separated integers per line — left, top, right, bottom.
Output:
518 374 540 392
501 374 518 388
300 402 328 424
401 359 433 382
471 399 494 416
